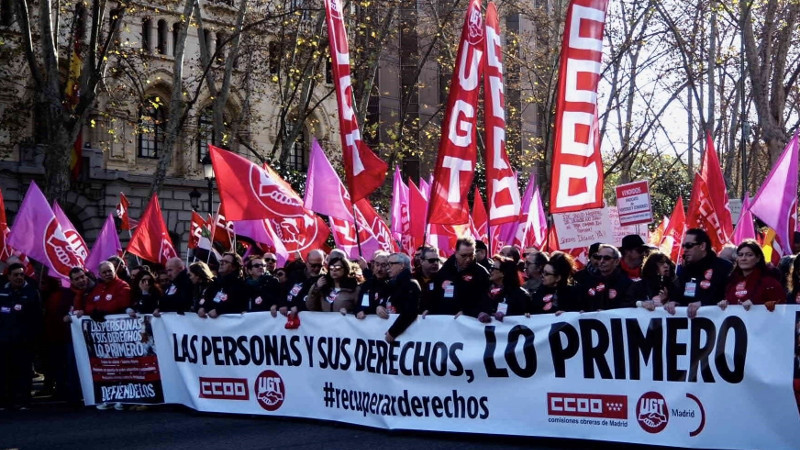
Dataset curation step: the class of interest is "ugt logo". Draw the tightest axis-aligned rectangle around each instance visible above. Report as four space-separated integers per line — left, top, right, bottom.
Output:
254 370 285 411
636 391 669 433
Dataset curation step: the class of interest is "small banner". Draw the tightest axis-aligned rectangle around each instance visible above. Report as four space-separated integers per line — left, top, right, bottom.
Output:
614 180 652 226
552 207 612 249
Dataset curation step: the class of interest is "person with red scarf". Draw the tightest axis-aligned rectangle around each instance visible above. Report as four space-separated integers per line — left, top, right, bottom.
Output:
721 239 784 311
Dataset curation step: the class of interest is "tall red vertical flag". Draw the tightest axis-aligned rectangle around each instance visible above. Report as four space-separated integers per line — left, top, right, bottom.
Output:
126 194 178 264
659 197 686 262
549 0 609 213
115 193 133 231
428 0 485 225
483 2 519 225
471 188 489 243
686 173 725 252
323 0 388 201
700 133 733 242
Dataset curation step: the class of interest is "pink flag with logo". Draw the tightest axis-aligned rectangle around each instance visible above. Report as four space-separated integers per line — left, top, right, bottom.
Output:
750 133 799 253
732 195 756 245
355 198 397 253
234 219 289 267
52 201 88 264
84 214 122 274
8 182 84 281
514 174 548 250
304 138 354 222
390 166 410 247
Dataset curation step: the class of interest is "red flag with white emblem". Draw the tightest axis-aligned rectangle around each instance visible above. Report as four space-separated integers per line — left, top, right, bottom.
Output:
428 0 485 225
127 194 178 264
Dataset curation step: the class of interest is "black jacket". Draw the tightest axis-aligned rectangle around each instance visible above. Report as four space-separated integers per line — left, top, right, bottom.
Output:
575 267 633 311
202 272 249 314
531 284 581 314
161 270 193 313
355 276 392 315
387 269 421 338
486 285 531 316
247 274 282 312
676 253 733 306
432 257 491 317
0 281 42 343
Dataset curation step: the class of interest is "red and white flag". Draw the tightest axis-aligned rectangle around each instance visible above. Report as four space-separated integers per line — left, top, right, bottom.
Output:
484 2 520 226
115 192 136 230
355 198 397 254
84 214 122 274
428 0 485 225
659 197 686 262
188 211 208 250
211 205 234 252
127 194 178 264
304 138 354 222
700 133 733 243
549 0 609 213
234 219 290 266
323 0 388 201
471 188 488 243
8 182 83 281
686 173 726 252
53 201 89 263
209 144 306 221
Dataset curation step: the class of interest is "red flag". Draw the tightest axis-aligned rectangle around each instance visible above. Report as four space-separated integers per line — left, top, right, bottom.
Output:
269 215 330 260
549 0 609 213
0 188 11 261
428 0 485 225
483 2 520 225
115 193 133 231
660 197 686 262
209 144 306 221
355 198 398 253
211 205 234 251
188 211 208 250
471 188 488 243
409 180 428 251
323 0 388 201
700 133 733 242
686 173 725 252
53 202 89 264
127 194 178 264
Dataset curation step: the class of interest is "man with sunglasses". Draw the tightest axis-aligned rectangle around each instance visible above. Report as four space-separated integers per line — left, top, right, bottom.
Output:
413 247 441 316
674 228 732 318
263 253 278 274
433 237 492 321
243 256 280 313
275 249 326 319
575 244 632 311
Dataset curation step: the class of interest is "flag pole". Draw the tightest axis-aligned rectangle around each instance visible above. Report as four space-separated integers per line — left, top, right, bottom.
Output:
351 204 363 258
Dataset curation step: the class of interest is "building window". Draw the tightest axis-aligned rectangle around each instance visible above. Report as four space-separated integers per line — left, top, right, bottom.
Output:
172 23 181 55
142 19 151 52
138 97 166 159
198 108 215 162
157 20 168 55
287 130 307 171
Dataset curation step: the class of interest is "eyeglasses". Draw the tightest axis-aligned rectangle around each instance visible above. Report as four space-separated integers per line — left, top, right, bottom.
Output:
681 242 700 249
329 265 344 271
389 261 403 266
542 271 557 277
425 258 440 264
591 254 617 261
377 262 391 268
264 258 276 263
250 263 265 269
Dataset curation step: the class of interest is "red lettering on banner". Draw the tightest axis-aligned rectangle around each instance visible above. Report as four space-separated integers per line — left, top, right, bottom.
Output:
550 0 609 213
199 377 249 400
547 392 627 419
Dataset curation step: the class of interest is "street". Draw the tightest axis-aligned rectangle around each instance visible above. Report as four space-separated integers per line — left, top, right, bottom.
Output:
0 401 656 450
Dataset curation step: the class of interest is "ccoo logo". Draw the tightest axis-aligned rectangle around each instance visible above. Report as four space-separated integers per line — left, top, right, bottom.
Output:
636 391 669 433
255 370 285 411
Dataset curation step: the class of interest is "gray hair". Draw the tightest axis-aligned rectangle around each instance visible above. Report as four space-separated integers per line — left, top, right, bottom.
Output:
596 244 622 260
390 252 411 270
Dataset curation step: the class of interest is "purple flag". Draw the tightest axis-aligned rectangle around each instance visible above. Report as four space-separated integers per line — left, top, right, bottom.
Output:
233 219 289 267
303 138 354 222
732 194 756 245
53 201 89 263
750 133 799 253
8 182 83 281
390 166 410 244
514 174 548 249
84 214 122 273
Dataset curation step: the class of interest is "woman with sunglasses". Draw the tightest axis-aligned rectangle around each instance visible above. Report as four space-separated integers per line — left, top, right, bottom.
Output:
128 267 162 316
531 252 578 314
244 255 281 312
627 252 678 311
306 256 358 314
721 239 784 311
486 255 531 320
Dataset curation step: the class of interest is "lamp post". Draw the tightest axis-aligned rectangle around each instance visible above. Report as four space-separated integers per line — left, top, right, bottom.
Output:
189 188 201 211
202 155 214 215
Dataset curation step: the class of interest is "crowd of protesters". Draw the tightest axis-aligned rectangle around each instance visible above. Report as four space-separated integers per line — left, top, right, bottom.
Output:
2 227 799 411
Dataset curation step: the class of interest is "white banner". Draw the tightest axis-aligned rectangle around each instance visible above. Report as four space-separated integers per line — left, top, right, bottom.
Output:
72 308 800 449
552 207 612 249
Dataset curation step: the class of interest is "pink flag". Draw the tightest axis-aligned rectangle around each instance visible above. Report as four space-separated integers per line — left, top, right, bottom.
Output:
303 138 354 222
329 215 381 260
234 219 289 267
732 195 756 245
355 198 398 253
390 166 410 246
514 174 548 250
471 188 488 243
8 182 83 281
409 180 427 251
750 133 799 253
84 214 122 273
53 201 89 263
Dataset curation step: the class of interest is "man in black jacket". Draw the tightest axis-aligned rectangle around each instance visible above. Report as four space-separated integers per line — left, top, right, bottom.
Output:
674 228 733 318
198 252 249 318
156 257 193 315
433 237 491 321
355 251 392 318
575 244 632 311
384 253 420 342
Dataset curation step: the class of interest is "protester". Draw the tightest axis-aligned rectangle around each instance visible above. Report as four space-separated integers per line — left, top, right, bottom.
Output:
721 239 784 311
244 255 281 312
523 251 548 295
41 270 85 404
188 261 214 312
618 234 650 281
0 262 42 410
627 251 678 312
198 252 249 318
157 257 194 316
486 255 530 320
263 252 278 274
414 247 441 316
278 249 325 319
128 267 161 316
675 228 733 318
433 237 492 321
575 244 632 311
355 252 392 319
76 260 131 322
156 269 170 293
274 267 288 285
384 253 421 342
306 256 357 314
528 251 575 314
107 255 131 283
475 240 492 272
